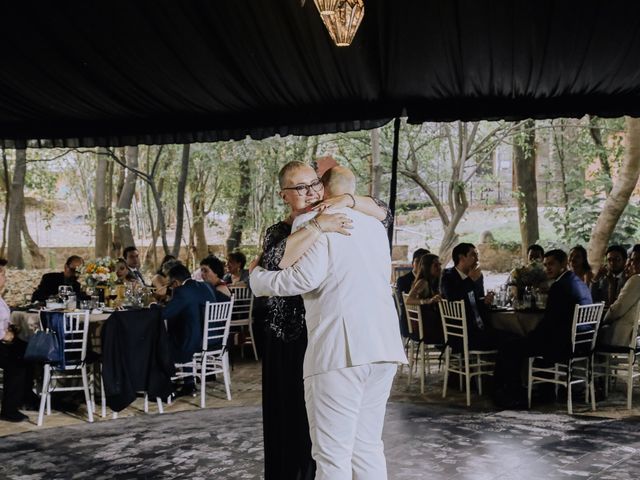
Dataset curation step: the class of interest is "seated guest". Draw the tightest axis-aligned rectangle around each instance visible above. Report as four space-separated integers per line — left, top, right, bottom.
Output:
396 248 430 337
150 258 180 304
507 244 549 293
405 253 444 344
441 243 495 349
406 254 443 306
527 244 544 263
597 245 640 349
223 251 250 286
115 258 138 285
123 246 147 286
31 255 84 302
162 263 219 394
591 245 627 306
568 245 594 285
200 255 232 300
0 258 29 422
494 249 593 405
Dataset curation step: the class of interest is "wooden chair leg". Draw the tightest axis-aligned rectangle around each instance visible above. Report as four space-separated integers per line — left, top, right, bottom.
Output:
37 365 51 427
527 357 533 409
442 348 450 399
81 366 94 423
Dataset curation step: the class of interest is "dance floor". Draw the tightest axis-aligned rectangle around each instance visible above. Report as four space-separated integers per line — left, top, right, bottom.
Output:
1 402 640 479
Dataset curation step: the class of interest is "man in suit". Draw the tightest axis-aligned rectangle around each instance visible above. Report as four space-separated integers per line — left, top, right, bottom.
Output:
31 255 84 302
396 248 429 337
251 166 407 480
591 245 627 306
123 246 147 286
440 243 495 349
494 249 593 405
162 263 218 395
597 245 640 349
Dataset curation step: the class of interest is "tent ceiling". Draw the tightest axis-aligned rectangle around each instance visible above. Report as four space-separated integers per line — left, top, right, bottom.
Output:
1 0 639 148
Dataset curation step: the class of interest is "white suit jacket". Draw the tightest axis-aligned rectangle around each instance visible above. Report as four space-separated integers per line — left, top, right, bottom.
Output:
598 274 640 347
251 208 408 378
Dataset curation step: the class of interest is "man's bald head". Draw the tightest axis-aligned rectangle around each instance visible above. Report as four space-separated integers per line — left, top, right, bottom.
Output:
321 166 356 197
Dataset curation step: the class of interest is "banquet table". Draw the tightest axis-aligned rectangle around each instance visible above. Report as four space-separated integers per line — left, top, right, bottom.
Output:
488 309 545 337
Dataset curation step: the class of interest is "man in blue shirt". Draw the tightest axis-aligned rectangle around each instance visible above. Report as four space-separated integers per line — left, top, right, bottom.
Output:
162 263 218 395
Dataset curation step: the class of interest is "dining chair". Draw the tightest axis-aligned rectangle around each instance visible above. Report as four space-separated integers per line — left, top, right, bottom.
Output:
193 298 234 406
228 285 258 360
527 302 605 414
392 285 410 374
37 311 94 426
438 299 497 406
593 301 640 409
402 293 442 393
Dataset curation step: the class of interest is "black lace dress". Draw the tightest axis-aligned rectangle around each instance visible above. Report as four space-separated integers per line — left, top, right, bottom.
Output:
261 220 314 480
260 199 393 480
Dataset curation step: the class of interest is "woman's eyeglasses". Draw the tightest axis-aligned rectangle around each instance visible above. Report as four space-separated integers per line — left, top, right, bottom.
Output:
281 178 323 196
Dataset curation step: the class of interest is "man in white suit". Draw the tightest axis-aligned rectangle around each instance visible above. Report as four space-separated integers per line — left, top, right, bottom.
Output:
251 165 407 480
597 246 640 348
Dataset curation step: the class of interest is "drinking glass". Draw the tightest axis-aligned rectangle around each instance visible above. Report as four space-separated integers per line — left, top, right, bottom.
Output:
486 289 496 306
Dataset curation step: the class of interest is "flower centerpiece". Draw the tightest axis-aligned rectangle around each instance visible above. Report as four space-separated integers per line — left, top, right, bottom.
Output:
79 257 117 289
508 261 547 298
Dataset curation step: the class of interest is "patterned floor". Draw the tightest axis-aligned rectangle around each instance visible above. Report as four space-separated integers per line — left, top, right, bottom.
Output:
1 402 640 479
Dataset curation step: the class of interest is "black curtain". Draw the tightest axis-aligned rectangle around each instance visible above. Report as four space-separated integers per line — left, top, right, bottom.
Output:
1 0 640 148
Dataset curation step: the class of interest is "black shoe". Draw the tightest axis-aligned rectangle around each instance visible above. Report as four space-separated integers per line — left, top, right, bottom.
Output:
0 411 29 422
494 387 527 410
175 385 197 398
22 393 41 411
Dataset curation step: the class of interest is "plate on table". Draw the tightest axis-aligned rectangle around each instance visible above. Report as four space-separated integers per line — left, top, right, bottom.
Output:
490 306 510 312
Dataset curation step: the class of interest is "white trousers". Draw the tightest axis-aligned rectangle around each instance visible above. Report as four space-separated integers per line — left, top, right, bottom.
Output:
304 363 397 480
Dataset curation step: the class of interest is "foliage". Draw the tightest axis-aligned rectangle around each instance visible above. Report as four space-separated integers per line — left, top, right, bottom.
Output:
544 117 637 245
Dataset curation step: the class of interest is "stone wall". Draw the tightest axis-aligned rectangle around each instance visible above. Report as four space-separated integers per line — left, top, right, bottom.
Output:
477 242 521 272
23 245 228 270
4 269 53 307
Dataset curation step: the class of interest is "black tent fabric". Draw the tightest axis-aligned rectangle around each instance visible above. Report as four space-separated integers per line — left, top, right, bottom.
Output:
1 0 640 148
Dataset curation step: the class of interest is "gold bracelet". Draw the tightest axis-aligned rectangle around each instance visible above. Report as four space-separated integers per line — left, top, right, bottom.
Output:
345 193 356 208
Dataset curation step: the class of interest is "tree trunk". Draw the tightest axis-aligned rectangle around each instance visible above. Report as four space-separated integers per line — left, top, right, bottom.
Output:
513 119 539 259
112 154 126 255
588 117 640 271
172 144 190 257
95 147 110 257
22 218 45 268
105 157 115 257
191 192 209 260
115 146 138 251
225 155 251 253
588 116 612 184
370 127 382 197
7 149 27 268
0 148 10 258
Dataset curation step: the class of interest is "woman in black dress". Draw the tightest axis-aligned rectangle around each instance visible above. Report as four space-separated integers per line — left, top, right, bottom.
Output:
259 161 392 480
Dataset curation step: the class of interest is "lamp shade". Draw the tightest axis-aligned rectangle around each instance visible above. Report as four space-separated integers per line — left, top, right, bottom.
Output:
315 0 364 47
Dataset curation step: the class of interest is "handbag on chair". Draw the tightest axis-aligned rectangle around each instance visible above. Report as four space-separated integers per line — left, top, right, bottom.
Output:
24 329 62 364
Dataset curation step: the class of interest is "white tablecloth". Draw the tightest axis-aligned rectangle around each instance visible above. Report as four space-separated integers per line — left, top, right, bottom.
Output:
11 310 110 342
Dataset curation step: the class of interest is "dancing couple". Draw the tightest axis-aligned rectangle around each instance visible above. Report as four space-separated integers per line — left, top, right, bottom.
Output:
250 161 407 480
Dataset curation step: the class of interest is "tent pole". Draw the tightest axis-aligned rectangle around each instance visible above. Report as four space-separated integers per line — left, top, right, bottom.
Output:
388 117 400 247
